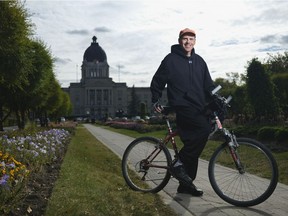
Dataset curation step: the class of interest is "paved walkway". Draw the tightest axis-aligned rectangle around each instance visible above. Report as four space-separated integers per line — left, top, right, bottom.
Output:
84 124 288 216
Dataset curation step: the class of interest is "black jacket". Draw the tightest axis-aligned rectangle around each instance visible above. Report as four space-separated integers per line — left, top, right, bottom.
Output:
150 44 215 111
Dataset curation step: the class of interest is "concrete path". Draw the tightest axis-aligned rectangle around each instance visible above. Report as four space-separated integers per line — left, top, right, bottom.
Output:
84 124 288 216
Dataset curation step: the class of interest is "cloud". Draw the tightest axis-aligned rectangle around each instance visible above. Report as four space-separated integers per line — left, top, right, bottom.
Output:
257 46 283 52
25 0 288 88
94 27 112 33
260 34 288 46
280 35 288 45
54 57 72 65
66 29 89 35
210 39 239 47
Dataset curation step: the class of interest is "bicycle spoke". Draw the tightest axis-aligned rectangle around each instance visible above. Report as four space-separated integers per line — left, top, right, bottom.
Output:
209 138 278 207
122 137 172 193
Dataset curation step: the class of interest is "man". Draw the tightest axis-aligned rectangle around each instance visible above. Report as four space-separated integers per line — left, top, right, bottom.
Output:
150 28 215 196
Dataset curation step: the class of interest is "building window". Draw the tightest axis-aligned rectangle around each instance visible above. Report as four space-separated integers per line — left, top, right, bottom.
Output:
103 89 108 105
118 90 122 101
89 89 95 105
99 68 102 77
97 89 102 105
74 96 79 105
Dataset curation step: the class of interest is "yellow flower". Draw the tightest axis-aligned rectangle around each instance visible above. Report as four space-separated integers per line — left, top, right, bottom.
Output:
3 153 9 160
12 157 21 166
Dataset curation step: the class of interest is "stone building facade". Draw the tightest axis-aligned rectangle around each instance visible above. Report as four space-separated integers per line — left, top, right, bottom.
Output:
62 36 167 120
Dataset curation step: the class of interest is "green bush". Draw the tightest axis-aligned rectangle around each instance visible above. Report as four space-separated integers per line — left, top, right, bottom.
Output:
231 125 260 137
257 126 278 141
275 128 288 142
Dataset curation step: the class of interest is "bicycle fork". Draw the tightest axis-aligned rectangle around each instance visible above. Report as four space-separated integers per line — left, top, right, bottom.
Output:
224 129 245 174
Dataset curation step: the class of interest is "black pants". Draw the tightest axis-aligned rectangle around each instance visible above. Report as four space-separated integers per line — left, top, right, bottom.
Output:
175 106 211 181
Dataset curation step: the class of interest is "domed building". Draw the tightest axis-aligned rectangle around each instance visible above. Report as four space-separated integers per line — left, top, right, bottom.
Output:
63 36 167 120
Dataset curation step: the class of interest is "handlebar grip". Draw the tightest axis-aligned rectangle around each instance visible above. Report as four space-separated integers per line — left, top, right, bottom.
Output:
226 95 232 103
211 85 222 95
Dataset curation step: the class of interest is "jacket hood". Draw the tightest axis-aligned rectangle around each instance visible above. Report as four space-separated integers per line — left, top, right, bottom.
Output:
171 44 195 58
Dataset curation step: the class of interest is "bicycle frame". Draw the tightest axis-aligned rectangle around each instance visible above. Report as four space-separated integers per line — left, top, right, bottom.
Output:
158 109 245 175
138 115 180 171
143 86 244 175
162 115 179 160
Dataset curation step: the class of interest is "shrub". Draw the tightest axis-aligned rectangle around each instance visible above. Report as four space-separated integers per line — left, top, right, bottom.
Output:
275 128 288 143
231 125 260 137
257 126 278 141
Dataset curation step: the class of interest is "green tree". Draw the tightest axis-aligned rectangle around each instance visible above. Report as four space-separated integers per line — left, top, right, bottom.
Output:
140 102 147 119
232 85 253 123
265 52 288 119
50 90 73 119
10 39 56 128
128 85 140 117
45 76 65 118
0 0 33 130
246 58 280 121
225 72 246 86
266 51 288 74
271 73 288 118
214 76 250 120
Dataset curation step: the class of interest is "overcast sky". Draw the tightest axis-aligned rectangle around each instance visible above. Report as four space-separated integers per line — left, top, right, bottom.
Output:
25 0 288 88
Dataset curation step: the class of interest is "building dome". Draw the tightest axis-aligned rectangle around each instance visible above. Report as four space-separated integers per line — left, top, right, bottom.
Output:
83 36 107 62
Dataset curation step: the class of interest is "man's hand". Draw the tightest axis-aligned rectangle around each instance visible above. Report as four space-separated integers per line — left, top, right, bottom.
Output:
153 101 164 113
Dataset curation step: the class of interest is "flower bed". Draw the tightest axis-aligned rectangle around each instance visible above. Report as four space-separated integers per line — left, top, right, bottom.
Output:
0 128 72 215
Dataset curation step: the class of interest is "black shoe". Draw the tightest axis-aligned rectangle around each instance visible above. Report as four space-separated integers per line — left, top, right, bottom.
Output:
177 183 203 197
170 165 192 186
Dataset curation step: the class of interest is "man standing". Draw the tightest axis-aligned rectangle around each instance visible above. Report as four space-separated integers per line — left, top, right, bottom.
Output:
150 28 215 196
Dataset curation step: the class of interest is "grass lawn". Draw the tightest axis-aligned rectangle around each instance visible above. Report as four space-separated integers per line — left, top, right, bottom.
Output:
45 125 177 216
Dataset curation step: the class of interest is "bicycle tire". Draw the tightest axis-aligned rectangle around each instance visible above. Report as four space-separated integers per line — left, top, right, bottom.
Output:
208 137 278 207
122 136 172 193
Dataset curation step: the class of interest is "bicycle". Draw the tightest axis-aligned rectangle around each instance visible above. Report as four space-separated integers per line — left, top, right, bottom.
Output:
121 85 278 207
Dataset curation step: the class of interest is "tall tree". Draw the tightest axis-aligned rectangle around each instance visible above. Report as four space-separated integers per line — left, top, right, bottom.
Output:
128 85 140 117
271 73 288 119
266 51 288 74
140 102 147 119
0 0 33 130
10 39 55 128
50 91 72 119
246 58 280 121
265 52 288 119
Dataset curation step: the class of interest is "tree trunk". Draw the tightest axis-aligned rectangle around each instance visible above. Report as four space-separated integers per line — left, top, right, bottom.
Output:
20 109 25 129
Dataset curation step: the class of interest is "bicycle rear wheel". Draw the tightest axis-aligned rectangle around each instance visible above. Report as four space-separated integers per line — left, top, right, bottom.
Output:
122 137 172 193
208 137 278 207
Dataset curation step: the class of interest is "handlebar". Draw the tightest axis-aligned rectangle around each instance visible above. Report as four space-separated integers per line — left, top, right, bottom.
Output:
211 85 222 95
211 85 232 107
158 85 232 116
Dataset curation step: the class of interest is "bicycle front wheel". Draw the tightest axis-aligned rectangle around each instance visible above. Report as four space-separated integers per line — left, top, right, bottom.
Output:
122 137 172 193
208 137 278 207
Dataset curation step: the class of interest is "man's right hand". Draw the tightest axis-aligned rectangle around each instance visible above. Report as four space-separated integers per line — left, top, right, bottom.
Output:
153 101 164 113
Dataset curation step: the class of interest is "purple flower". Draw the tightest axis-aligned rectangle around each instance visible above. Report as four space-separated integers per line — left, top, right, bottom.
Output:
6 163 16 168
0 174 9 186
